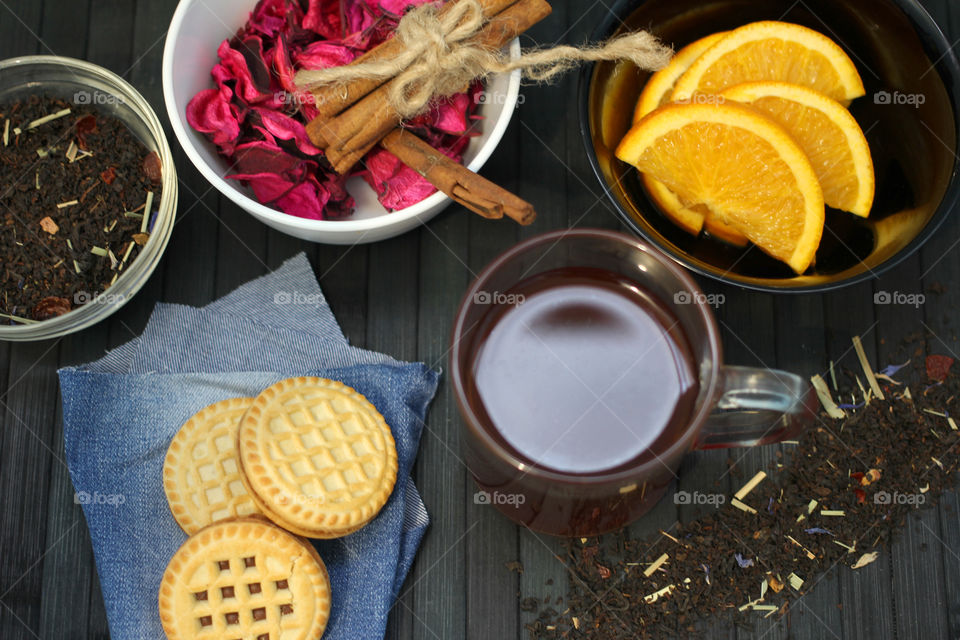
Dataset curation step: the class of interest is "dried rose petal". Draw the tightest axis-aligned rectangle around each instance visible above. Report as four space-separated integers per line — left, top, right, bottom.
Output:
32 296 71 320
372 0 431 14
186 87 242 152
252 108 321 156
237 36 274 93
295 41 357 70
228 171 298 206
302 0 342 39
100 167 117 184
429 93 472 134
232 140 307 176
213 39 271 104
342 1 380 35
247 0 291 40
362 146 436 211
318 175 355 218
276 177 329 219
927 354 954 381
143 152 162 183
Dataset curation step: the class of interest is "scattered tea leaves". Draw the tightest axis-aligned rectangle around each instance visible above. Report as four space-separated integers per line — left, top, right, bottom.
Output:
527 341 960 638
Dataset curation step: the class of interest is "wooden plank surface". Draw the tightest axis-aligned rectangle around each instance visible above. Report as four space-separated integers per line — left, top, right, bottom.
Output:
0 0 958 638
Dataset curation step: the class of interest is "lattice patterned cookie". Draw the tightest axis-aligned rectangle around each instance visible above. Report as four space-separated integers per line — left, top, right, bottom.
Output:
164 398 264 535
159 518 330 640
238 377 398 538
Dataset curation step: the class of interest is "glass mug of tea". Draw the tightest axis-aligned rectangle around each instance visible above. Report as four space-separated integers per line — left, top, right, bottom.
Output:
451 229 818 537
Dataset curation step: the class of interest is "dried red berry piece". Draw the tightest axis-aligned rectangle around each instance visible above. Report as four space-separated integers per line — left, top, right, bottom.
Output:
142 152 162 183
75 114 97 150
32 296 72 320
926 354 954 381
100 167 117 184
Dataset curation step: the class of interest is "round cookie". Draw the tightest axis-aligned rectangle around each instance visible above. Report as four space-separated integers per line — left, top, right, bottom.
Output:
159 518 330 640
164 398 264 535
238 377 398 538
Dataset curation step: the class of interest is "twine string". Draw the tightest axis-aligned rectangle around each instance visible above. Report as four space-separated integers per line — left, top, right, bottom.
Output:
295 0 673 119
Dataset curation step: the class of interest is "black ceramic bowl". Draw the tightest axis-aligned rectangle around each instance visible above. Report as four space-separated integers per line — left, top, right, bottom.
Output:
580 0 960 292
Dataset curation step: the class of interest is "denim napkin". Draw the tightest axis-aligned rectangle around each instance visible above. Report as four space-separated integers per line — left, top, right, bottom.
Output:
58 254 438 640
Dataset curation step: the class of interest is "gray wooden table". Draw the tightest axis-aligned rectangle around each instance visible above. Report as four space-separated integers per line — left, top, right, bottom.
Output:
1 0 959 638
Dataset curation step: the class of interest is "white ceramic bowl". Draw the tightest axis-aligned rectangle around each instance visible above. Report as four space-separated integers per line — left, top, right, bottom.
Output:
162 0 521 245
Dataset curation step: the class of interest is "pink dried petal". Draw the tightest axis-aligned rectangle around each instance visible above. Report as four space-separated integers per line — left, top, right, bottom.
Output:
367 0 431 16
344 2 379 35
226 171 296 203
213 39 270 104
295 41 357 70
247 0 290 38
303 0 342 39
232 140 305 176
444 131 470 159
299 101 320 122
362 147 436 211
252 108 321 156
186 87 241 153
318 174 355 218
251 124 278 145
429 93 472 134
272 37 310 98
238 36 274 92
275 177 330 220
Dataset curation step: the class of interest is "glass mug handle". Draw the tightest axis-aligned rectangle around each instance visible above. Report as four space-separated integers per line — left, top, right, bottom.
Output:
696 366 818 450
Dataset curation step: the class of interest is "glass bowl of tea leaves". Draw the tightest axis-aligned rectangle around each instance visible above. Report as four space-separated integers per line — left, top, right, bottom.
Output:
580 0 960 292
0 56 178 341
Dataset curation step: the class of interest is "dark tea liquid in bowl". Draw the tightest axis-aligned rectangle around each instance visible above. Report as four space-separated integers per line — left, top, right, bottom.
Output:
468 267 699 474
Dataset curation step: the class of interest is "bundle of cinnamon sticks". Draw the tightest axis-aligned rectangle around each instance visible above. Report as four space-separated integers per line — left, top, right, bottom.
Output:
303 0 551 225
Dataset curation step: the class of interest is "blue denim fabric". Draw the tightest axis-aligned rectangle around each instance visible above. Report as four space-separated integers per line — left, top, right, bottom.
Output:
57 254 438 640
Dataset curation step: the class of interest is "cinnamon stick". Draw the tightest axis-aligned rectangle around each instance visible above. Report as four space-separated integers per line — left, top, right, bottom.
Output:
306 0 552 174
381 128 536 224
309 0 520 120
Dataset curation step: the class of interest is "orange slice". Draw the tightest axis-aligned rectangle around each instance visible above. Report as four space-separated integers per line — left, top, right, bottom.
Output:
634 32 747 246
671 21 866 104
616 102 825 273
634 32 729 123
720 82 874 217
